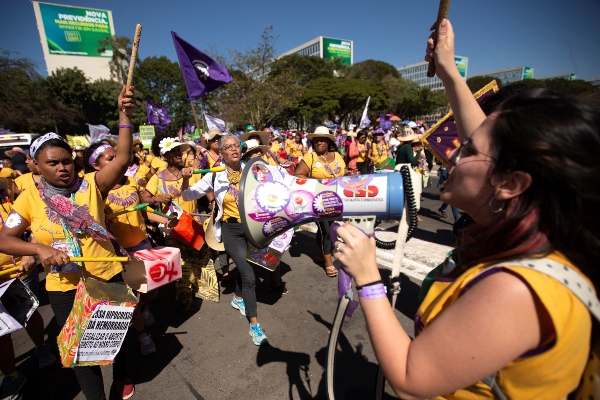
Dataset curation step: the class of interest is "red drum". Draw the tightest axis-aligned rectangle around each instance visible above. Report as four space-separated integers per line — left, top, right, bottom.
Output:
122 246 182 292
169 211 205 250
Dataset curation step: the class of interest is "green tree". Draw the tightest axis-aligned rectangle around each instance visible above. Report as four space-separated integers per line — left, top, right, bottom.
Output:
466 76 502 93
346 60 400 82
298 78 388 127
212 26 301 129
0 51 78 133
97 35 132 84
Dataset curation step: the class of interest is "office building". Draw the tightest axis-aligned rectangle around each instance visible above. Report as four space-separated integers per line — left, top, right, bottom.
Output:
470 66 534 85
539 73 577 81
397 56 468 92
587 77 600 87
279 37 353 66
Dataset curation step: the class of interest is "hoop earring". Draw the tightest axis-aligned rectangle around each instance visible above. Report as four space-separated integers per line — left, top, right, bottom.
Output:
488 195 505 213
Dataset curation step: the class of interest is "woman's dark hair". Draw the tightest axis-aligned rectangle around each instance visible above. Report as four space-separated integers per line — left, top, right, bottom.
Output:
33 139 72 160
151 133 171 159
357 129 369 139
457 88 600 287
83 142 109 173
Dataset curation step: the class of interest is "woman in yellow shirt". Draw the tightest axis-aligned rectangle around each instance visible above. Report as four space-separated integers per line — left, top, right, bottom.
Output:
142 134 211 315
285 133 307 165
294 126 346 277
0 86 137 399
371 129 390 168
13 151 41 196
333 21 599 399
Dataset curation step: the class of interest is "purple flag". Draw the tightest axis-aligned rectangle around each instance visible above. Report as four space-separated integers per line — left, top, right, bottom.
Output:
204 114 226 131
145 101 171 126
184 122 195 135
172 32 233 100
380 114 392 130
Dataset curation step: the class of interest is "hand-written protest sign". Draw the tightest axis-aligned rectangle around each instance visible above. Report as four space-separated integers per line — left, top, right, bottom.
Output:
76 305 134 363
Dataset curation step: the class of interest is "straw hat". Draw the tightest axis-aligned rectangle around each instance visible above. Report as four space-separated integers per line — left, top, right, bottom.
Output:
242 138 268 159
201 127 225 147
4 147 26 158
238 130 269 146
398 133 418 142
307 126 334 141
204 215 225 251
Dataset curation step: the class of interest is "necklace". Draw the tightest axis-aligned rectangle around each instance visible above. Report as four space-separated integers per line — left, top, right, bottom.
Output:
167 167 182 180
317 152 336 178
226 165 242 204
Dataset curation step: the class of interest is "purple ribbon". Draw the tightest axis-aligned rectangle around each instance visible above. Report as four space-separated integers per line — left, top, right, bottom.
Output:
331 223 360 317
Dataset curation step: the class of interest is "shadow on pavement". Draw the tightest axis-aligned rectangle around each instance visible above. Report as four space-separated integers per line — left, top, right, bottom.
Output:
256 343 312 399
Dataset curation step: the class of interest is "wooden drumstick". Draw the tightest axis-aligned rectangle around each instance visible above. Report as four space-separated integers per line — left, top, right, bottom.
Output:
125 24 142 89
427 0 451 78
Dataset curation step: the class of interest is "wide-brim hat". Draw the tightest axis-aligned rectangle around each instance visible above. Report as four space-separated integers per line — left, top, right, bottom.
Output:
238 131 269 146
201 127 226 147
411 137 422 144
4 147 26 158
242 139 268 159
399 133 418 142
307 126 338 152
204 214 225 251
159 137 191 155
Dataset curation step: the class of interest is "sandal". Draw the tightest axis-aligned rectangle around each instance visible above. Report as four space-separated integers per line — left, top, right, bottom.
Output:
325 265 338 277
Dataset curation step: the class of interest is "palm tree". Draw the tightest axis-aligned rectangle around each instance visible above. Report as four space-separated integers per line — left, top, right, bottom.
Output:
97 36 132 84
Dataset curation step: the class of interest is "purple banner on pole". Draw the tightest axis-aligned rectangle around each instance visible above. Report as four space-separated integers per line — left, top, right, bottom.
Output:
184 122 195 135
422 80 499 166
172 31 233 100
380 114 392 130
145 101 171 126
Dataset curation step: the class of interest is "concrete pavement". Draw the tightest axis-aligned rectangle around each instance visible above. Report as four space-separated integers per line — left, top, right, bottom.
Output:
5 174 456 400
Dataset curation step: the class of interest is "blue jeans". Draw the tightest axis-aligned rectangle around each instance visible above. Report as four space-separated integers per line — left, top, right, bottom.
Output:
124 238 152 253
440 203 460 221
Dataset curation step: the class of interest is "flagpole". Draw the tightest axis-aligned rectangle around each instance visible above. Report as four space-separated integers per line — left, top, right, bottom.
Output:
190 100 202 137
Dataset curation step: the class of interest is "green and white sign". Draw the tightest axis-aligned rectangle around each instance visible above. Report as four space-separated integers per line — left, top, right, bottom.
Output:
38 2 113 57
322 38 352 65
454 56 468 79
523 67 534 80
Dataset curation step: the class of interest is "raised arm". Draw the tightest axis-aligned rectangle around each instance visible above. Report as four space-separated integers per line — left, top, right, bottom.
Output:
95 86 136 195
425 19 485 139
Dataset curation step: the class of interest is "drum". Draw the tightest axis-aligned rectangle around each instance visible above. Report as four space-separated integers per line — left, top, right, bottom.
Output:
122 246 182 293
169 211 205 250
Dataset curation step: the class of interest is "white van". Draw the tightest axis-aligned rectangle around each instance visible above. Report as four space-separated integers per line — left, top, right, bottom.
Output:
0 133 40 167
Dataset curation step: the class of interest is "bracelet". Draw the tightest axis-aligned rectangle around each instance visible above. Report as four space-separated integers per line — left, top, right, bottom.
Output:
118 123 133 129
357 283 387 300
355 279 384 290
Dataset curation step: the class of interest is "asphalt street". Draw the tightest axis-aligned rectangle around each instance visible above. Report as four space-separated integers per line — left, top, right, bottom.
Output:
6 172 456 400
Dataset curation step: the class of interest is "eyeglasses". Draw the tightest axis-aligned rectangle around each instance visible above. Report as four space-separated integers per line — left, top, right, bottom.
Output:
452 137 494 165
223 143 241 151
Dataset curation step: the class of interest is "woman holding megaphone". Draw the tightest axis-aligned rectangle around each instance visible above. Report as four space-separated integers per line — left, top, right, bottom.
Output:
294 126 346 277
180 134 269 346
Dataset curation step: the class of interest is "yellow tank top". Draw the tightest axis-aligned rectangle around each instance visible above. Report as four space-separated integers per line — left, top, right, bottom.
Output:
372 143 388 166
105 177 147 249
221 190 241 222
303 152 346 179
417 252 592 399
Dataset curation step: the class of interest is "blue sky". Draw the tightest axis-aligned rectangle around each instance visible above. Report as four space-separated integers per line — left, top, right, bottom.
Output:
1 0 599 80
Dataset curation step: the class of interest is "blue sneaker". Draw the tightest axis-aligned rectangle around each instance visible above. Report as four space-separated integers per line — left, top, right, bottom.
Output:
1 371 27 400
231 295 246 316
249 323 268 346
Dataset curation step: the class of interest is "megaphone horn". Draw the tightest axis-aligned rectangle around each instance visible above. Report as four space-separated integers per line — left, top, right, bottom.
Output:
239 158 406 248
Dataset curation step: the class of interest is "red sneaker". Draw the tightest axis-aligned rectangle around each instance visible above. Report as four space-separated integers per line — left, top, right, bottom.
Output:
116 377 135 399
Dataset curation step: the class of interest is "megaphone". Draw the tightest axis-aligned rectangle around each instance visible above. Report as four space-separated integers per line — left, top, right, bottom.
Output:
239 158 415 248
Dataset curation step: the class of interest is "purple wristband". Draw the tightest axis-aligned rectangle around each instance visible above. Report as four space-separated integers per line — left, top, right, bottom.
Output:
357 283 387 300
118 123 133 129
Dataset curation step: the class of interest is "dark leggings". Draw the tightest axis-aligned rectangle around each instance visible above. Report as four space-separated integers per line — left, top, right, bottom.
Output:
356 162 373 175
316 220 334 256
48 275 128 400
221 222 258 318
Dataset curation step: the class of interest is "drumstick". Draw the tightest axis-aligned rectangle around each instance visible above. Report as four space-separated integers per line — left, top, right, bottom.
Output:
146 206 175 220
125 24 142 89
427 0 451 78
156 187 183 211
106 203 148 218
71 257 130 262
193 166 226 174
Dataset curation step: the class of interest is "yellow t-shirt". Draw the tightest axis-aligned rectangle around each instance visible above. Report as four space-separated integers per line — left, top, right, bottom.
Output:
207 153 221 168
262 153 278 166
302 152 346 179
417 252 592 399
146 171 200 215
151 156 168 174
105 177 147 249
286 141 305 158
0 201 28 282
11 172 122 292
372 143 388 166
0 168 16 199
14 173 38 193
270 141 281 154
221 190 241 223
356 142 369 163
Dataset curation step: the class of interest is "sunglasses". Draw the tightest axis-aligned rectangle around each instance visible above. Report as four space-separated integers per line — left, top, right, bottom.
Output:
452 138 494 165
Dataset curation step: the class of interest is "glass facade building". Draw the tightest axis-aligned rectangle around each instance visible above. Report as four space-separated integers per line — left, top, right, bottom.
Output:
397 56 468 92
279 37 353 65
470 66 534 85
